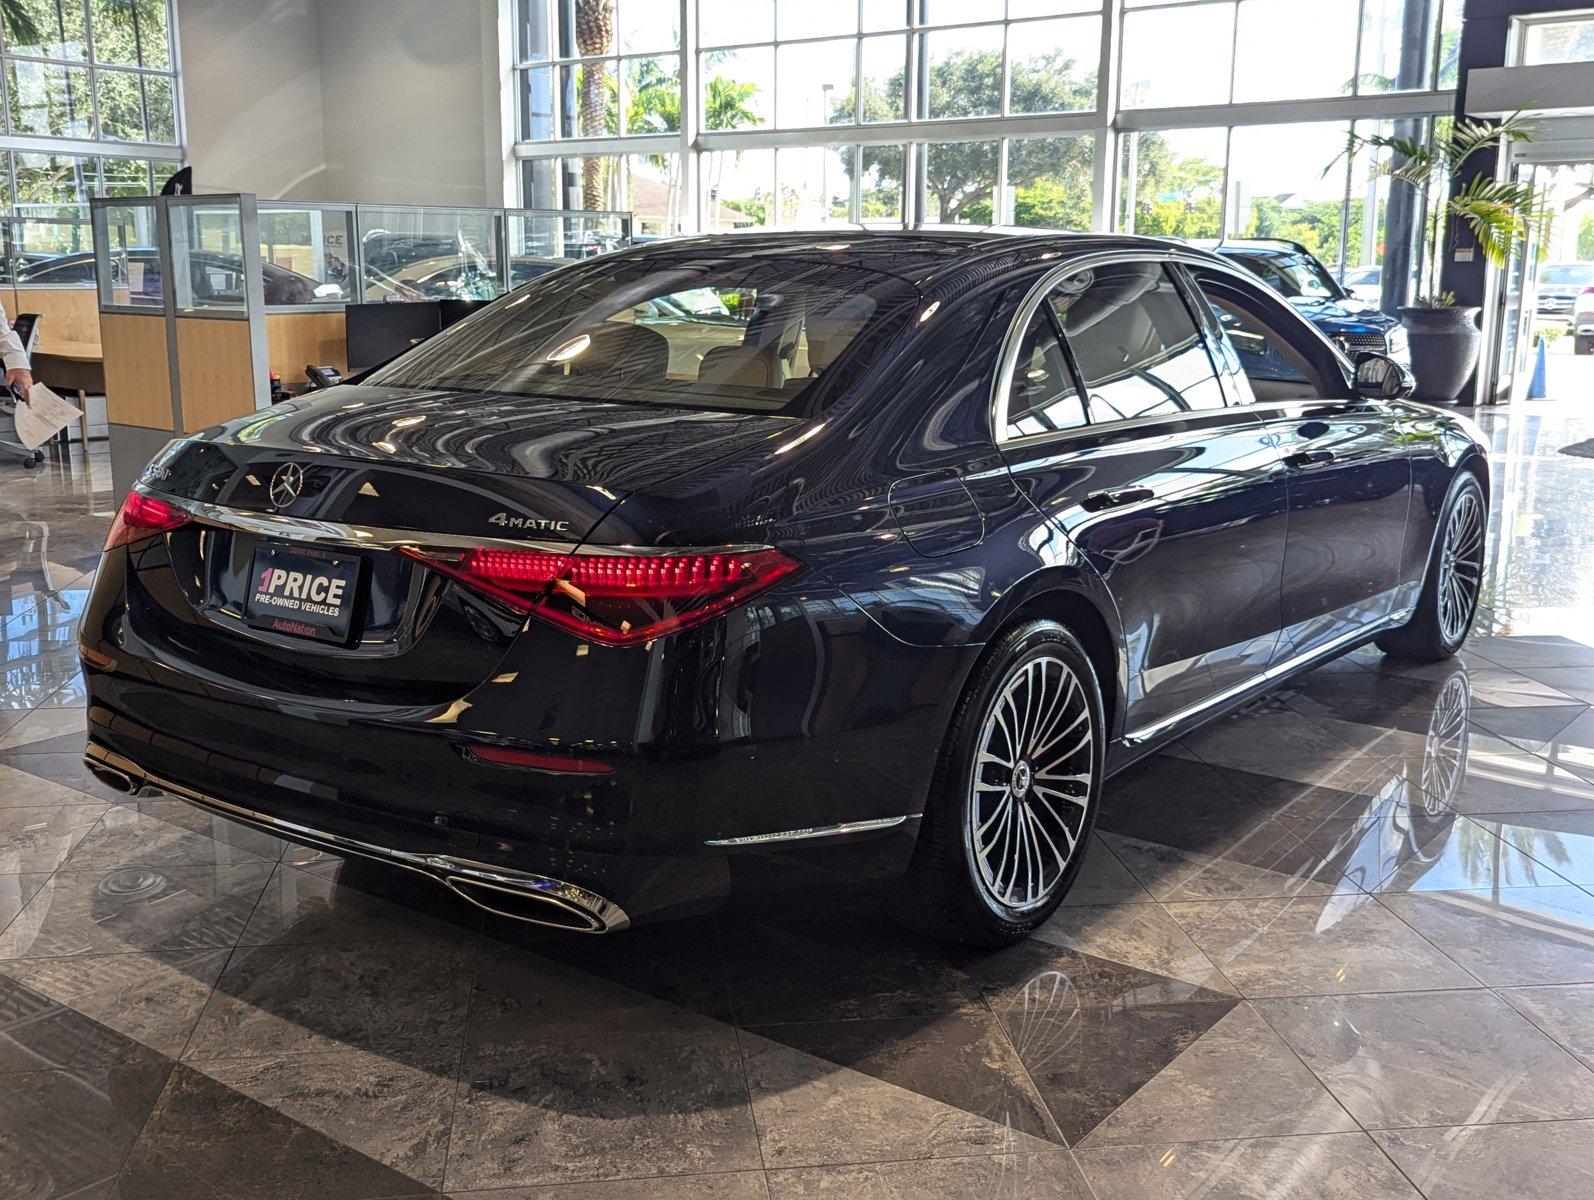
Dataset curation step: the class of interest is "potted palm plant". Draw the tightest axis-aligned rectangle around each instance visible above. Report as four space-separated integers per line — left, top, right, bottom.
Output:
1341 114 1553 403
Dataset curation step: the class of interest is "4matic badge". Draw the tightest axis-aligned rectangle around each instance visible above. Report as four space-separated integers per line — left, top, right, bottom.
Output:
489 512 571 533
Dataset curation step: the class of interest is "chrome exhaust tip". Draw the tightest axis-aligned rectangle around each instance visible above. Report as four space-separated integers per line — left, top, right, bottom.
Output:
83 741 631 934
84 758 136 794
442 875 623 933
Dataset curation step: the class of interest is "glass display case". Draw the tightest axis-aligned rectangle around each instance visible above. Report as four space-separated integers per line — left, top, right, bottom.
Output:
257 203 357 306
355 205 504 303
166 195 259 315
91 197 163 310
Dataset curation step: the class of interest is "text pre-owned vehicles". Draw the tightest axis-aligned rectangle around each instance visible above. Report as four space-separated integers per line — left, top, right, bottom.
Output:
80 231 1488 946
1200 238 1409 363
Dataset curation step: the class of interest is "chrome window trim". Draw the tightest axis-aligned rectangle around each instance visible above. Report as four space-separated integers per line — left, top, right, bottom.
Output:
142 491 768 557
989 248 1353 449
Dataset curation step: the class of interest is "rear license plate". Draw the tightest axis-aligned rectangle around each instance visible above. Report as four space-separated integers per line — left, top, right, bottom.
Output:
245 546 360 643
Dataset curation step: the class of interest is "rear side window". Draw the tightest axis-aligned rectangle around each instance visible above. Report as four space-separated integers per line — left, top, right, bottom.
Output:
1049 262 1226 421
1005 307 1088 439
365 252 920 415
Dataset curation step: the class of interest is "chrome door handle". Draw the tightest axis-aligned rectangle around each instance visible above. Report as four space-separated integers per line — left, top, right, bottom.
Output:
1083 486 1155 511
1285 449 1335 468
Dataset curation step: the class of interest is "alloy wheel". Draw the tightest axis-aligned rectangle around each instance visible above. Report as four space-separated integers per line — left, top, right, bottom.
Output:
1437 488 1484 646
968 654 1094 913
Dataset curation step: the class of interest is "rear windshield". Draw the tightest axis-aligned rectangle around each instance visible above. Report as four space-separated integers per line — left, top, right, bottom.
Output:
364 250 921 415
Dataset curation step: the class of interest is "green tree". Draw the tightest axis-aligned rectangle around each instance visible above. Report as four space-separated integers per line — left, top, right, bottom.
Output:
850 47 1095 225
575 0 615 208
1121 133 1223 238
1578 213 1594 261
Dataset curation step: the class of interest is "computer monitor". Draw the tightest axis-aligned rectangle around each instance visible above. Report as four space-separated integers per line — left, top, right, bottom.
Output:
344 302 442 372
437 298 491 329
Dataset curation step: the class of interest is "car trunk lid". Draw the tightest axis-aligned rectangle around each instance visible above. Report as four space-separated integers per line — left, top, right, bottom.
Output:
125 384 799 703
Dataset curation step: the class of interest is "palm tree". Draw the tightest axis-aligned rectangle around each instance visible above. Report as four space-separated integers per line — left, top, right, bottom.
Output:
0 2 41 50
1341 113 1554 305
574 0 614 209
702 77 759 230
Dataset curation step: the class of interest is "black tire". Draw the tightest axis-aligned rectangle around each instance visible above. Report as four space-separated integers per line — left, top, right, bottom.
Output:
1376 472 1486 663
894 620 1105 947
1576 336 1593 357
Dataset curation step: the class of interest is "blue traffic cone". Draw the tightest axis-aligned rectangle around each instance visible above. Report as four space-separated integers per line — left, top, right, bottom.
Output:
1527 336 1548 400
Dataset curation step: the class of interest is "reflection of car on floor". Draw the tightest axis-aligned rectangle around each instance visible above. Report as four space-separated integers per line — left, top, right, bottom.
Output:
1312 666 1469 897
1572 285 1593 355
1537 262 1594 324
1196 239 1408 365
83 230 1490 948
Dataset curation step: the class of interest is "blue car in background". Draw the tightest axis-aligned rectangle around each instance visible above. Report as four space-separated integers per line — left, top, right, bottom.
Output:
1194 239 1408 374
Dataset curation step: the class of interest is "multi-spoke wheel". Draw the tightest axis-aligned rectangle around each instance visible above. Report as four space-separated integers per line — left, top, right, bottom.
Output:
969 655 1093 913
895 620 1104 947
1437 488 1484 646
1377 472 1487 663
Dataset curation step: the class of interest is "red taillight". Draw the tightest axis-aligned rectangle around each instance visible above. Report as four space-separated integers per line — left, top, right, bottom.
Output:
464 743 614 774
104 490 190 551
401 544 802 647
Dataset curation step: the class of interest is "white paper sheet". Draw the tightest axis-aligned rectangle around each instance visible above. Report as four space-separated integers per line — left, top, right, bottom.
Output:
13 384 84 450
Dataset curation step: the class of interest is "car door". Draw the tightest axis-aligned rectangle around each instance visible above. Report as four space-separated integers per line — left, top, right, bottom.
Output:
995 257 1291 731
1185 265 1412 663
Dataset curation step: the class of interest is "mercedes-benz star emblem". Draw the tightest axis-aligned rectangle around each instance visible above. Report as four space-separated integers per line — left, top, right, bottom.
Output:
269 462 304 509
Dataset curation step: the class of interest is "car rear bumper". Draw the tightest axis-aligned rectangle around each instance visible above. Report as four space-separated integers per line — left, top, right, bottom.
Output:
84 740 635 932
79 616 946 927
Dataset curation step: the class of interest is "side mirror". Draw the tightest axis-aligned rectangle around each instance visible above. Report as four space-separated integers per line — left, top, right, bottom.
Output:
1354 352 1414 400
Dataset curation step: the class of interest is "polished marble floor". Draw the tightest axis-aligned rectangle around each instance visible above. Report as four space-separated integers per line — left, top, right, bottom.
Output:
5 403 1594 1198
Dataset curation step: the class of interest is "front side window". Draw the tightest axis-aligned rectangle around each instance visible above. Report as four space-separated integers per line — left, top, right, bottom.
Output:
1005 306 1087 439
1050 262 1226 421
367 253 920 414
1191 267 1338 402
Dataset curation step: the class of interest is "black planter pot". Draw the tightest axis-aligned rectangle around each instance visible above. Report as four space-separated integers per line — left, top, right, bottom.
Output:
1399 306 1481 404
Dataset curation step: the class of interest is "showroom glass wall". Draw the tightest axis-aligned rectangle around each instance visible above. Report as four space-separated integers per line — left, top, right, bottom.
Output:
514 0 1463 303
0 0 178 262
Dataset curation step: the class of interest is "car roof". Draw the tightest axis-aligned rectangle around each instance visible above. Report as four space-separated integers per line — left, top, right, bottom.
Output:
1197 238 1317 259
596 227 1197 292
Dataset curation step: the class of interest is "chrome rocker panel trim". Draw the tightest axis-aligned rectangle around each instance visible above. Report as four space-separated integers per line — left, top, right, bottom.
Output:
1121 612 1408 748
83 742 630 934
705 815 913 846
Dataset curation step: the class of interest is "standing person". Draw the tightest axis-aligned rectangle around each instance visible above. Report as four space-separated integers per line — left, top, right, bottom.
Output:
1 305 33 397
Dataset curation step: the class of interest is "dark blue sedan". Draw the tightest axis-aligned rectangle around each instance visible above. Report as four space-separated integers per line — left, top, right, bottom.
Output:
1200 238 1408 365
81 230 1487 946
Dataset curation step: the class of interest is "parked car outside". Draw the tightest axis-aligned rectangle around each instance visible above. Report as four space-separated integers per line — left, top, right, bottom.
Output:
1574 285 1593 355
1339 263 1382 304
1538 262 1594 324
1197 239 1408 365
83 230 1485 947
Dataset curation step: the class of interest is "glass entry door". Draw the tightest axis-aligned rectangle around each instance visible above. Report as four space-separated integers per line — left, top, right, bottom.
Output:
1486 161 1545 404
